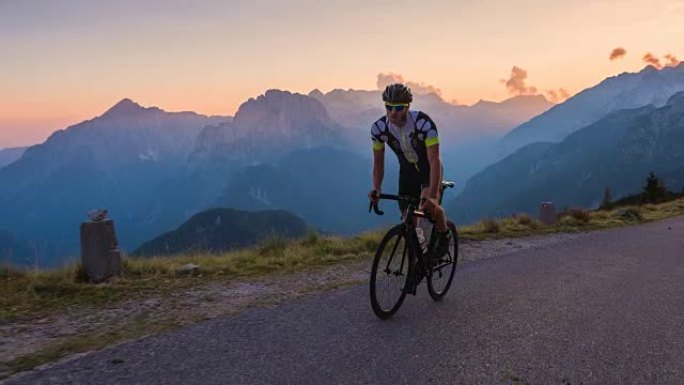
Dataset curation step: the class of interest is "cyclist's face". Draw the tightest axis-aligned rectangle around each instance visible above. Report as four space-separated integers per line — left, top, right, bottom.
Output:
387 105 409 125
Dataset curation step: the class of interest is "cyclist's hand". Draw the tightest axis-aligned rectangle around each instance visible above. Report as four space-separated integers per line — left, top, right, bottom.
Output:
420 197 437 212
368 189 381 203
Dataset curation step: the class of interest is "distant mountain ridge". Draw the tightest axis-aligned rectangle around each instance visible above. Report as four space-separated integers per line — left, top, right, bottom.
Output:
309 88 553 141
500 64 684 156
189 90 344 168
0 100 231 265
215 146 398 235
450 90 684 222
132 208 309 257
0 146 28 169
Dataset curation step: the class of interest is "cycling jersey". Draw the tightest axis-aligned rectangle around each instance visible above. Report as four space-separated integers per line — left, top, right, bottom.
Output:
370 110 439 174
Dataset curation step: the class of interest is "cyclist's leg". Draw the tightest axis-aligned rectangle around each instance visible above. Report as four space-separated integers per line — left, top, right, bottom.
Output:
398 167 423 293
420 165 451 258
398 166 422 218
419 164 447 232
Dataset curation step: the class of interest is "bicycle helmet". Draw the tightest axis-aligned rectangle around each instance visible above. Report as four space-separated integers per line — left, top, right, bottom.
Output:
382 83 413 104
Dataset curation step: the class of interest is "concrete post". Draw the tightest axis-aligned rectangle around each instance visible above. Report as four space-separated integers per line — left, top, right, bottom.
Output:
80 218 122 283
539 202 557 225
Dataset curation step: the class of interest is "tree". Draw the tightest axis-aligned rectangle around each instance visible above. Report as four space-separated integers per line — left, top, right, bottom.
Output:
642 172 668 204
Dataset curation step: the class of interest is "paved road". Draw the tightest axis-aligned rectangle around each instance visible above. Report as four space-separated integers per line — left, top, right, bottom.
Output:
5 216 684 385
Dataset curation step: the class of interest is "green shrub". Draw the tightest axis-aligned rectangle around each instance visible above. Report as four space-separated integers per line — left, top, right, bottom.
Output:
300 230 320 246
558 208 590 223
515 213 538 228
558 215 582 227
481 218 501 233
258 236 287 256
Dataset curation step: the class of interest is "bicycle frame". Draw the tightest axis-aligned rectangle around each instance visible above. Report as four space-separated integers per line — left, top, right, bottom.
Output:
368 181 456 287
368 181 458 317
370 194 430 281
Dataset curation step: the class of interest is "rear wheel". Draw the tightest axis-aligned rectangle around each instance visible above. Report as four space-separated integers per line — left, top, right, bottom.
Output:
427 222 458 300
370 225 410 319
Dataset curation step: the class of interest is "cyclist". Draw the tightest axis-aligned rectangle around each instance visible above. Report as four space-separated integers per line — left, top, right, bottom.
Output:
368 83 452 282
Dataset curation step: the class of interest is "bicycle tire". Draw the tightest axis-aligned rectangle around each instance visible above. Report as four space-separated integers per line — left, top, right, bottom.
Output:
427 221 459 300
370 224 410 319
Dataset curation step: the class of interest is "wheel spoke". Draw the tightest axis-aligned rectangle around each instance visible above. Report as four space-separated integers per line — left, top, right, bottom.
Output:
427 224 458 301
370 225 409 318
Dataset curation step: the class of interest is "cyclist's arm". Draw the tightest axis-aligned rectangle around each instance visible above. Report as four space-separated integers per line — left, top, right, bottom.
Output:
427 144 441 199
371 120 387 192
418 112 441 199
372 148 385 192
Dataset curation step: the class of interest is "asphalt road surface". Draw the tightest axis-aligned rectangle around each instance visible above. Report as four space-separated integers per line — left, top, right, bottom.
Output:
5 216 684 385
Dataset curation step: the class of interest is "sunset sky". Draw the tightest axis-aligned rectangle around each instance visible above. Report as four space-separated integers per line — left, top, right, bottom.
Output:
1 0 683 147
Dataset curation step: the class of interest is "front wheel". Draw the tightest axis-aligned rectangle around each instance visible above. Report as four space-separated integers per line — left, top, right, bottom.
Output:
370 224 410 319
427 221 458 301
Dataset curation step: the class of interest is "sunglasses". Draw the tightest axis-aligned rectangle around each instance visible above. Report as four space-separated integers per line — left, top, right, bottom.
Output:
385 103 409 112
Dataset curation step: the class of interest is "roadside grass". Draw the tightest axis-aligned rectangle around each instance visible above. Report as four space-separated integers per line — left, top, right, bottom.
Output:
460 198 684 240
0 230 382 323
1 198 683 377
4 199 684 323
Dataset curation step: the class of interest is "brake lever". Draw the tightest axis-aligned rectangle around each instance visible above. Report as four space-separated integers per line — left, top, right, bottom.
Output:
369 201 384 216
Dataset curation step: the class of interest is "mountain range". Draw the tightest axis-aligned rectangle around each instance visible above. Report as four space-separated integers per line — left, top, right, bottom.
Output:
499 63 684 157
0 100 230 266
4 65 682 266
449 90 684 222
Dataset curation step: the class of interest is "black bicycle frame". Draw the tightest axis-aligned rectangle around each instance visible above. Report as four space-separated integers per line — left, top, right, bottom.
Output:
370 194 430 280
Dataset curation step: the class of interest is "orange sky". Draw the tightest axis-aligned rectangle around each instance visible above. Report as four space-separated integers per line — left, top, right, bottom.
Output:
1 0 683 147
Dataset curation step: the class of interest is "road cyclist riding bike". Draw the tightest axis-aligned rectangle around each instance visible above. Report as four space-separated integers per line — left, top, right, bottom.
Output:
368 83 459 319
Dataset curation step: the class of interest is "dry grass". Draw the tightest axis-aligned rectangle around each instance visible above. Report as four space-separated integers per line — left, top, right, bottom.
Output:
0 230 383 323
3 198 684 323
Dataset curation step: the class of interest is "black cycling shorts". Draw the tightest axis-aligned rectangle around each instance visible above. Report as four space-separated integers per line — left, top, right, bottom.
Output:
398 166 430 212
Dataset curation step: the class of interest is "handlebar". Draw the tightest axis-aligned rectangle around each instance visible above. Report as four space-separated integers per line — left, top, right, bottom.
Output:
368 180 455 216
368 194 421 216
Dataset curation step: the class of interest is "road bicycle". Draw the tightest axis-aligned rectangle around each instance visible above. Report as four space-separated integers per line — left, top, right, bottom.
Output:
368 181 459 319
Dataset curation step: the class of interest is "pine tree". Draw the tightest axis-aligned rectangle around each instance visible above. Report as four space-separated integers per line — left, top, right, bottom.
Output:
642 172 667 204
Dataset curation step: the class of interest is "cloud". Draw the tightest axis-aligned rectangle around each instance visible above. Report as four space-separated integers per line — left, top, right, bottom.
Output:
665 54 680 67
376 73 442 95
377 73 404 90
609 47 627 61
643 52 663 69
501 66 537 96
545 88 570 103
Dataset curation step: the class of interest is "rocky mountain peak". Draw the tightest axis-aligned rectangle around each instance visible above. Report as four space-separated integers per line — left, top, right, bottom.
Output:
101 98 150 118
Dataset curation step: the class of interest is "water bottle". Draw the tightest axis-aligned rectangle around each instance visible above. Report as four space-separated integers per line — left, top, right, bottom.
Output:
415 220 430 254
416 227 427 253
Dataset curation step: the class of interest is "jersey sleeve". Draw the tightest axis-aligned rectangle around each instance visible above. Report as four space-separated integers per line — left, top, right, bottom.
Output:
416 112 439 147
370 119 386 150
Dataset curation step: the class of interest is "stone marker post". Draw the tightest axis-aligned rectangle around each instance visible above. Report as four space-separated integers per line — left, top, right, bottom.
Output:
539 202 557 225
80 210 122 283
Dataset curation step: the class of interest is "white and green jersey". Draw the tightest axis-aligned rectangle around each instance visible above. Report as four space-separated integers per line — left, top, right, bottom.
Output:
370 110 439 173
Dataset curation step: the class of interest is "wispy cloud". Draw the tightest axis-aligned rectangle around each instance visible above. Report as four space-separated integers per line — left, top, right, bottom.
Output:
376 73 442 95
643 52 662 69
500 66 570 103
501 66 537 96
664 54 680 67
609 47 627 61
545 88 570 103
